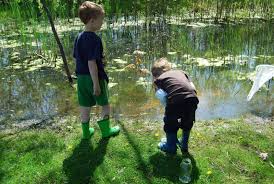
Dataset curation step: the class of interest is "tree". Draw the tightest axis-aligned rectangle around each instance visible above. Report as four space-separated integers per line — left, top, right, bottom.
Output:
40 0 73 84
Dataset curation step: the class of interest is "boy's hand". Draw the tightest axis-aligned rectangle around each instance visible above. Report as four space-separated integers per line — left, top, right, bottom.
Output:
94 85 101 96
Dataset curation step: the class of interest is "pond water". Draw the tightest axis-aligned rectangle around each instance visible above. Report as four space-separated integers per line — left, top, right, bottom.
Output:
0 19 273 126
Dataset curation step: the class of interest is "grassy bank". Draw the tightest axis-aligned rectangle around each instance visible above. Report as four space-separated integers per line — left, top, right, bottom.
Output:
0 118 273 184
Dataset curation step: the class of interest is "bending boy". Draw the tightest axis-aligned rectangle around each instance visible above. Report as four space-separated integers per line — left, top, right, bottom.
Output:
151 58 199 154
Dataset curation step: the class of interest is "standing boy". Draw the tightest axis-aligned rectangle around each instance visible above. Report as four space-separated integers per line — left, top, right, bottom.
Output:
151 58 199 154
74 1 120 139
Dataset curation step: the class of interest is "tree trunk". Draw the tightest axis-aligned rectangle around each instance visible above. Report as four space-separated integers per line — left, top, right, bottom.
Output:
40 0 73 84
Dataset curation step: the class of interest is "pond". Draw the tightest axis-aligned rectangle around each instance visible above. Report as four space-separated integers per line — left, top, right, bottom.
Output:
0 19 273 127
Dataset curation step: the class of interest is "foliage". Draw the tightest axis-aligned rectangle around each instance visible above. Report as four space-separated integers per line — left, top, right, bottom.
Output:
0 0 273 21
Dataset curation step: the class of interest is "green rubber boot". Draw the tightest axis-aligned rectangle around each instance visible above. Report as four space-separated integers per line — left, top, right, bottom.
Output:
97 118 120 138
81 122 94 140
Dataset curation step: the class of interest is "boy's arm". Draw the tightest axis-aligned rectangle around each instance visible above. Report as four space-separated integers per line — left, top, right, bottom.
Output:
152 76 159 91
88 60 101 96
182 71 196 90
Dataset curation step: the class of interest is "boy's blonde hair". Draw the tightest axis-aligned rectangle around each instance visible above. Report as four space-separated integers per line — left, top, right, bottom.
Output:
78 1 105 24
151 58 172 77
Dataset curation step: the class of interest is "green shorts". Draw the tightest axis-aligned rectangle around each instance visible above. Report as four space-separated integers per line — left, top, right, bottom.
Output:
77 75 109 107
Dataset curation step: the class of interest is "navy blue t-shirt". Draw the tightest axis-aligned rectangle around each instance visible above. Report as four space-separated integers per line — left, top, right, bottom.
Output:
73 31 108 82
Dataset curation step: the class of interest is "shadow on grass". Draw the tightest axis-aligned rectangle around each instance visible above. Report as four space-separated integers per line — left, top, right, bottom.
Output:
117 120 153 184
149 152 200 183
63 139 109 184
0 140 4 182
0 172 3 183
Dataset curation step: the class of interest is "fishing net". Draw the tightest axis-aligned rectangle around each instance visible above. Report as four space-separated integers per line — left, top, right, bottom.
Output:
247 65 274 101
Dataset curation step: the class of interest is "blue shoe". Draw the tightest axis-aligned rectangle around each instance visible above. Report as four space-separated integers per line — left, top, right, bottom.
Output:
158 142 177 154
160 137 188 152
160 137 180 144
157 133 178 154
161 135 190 154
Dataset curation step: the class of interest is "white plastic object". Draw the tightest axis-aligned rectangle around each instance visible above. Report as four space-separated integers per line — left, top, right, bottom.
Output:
155 89 167 106
247 65 274 101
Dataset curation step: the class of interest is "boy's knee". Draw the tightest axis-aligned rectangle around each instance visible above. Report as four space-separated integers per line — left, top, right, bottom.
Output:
102 104 110 110
102 105 110 114
164 126 179 133
80 107 91 122
81 114 90 122
163 116 179 131
163 122 179 133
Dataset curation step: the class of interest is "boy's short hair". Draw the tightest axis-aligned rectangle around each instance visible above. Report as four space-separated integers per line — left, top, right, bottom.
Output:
151 58 172 77
78 1 105 24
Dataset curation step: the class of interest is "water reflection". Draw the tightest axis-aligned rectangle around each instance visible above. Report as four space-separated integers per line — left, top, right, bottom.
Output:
0 21 273 125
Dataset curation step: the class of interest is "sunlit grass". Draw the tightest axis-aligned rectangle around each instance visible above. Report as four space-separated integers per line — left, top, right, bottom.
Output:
0 118 273 183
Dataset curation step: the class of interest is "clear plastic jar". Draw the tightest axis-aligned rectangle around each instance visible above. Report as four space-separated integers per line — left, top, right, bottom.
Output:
155 88 167 106
179 158 192 183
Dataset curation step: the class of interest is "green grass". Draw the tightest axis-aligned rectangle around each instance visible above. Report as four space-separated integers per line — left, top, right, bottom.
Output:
0 118 273 184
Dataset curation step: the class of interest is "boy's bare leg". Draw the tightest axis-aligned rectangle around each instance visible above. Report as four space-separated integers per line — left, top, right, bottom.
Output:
102 104 110 119
80 106 94 139
80 106 91 122
97 104 120 138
